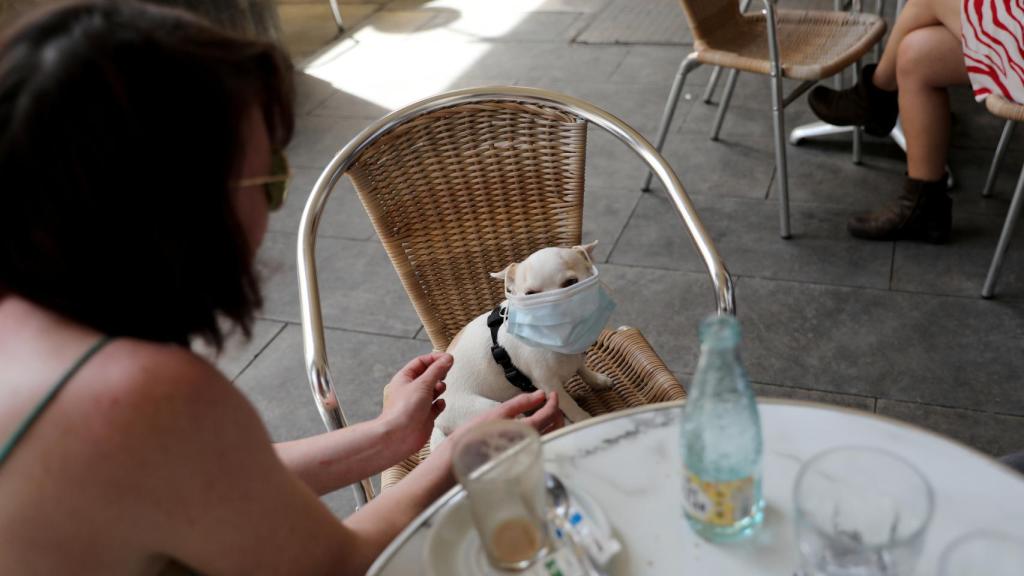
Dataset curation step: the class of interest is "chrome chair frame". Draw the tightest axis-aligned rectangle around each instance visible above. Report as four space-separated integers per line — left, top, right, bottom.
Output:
328 0 343 32
296 86 735 508
643 0 878 239
980 118 1023 298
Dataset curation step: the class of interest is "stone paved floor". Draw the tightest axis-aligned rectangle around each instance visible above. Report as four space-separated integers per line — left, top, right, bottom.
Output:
213 0 1024 516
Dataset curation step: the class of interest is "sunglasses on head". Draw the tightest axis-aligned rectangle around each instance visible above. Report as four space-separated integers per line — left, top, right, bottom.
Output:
233 150 290 211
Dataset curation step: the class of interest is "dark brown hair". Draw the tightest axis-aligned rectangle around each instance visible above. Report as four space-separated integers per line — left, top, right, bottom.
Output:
0 0 294 349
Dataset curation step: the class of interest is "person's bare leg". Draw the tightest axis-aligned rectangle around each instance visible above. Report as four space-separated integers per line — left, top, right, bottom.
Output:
896 26 970 181
873 0 963 91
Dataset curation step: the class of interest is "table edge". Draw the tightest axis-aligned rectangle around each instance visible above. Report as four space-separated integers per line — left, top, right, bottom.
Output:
366 397 1015 575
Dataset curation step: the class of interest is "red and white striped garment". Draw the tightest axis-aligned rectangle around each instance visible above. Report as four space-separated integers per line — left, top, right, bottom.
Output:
962 0 1024 103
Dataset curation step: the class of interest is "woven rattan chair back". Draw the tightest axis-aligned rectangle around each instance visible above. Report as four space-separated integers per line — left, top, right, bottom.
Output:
297 87 735 508
677 0 741 48
347 102 587 349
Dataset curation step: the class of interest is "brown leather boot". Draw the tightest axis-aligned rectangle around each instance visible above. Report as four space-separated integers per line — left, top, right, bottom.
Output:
808 64 899 137
847 176 952 243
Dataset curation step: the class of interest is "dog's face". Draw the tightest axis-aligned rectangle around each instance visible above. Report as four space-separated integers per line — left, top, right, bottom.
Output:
490 241 598 297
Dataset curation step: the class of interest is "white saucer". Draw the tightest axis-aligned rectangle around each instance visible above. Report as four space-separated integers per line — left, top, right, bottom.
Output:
425 483 614 576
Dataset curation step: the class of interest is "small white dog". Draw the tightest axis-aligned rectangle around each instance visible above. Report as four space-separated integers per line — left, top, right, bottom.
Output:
431 242 616 449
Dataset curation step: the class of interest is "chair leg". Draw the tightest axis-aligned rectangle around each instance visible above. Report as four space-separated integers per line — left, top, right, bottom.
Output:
710 69 740 141
770 75 791 239
642 53 701 192
983 120 1015 198
329 0 344 32
982 159 1024 298
703 67 723 104
852 61 863 165
764 2 791 238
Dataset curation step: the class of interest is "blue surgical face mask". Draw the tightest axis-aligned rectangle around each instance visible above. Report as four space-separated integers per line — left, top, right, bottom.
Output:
505 268 616 355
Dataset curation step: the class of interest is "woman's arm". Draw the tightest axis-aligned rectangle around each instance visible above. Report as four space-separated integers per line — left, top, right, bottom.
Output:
273 352 451 495
104 345 560 575
342 390 564 572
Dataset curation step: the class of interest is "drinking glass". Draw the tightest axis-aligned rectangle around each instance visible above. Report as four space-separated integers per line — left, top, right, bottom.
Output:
939 531 1024 575
452 420 551 571
794 446 934 576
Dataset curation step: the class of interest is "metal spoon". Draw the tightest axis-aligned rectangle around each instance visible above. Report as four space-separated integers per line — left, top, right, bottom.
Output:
545 473 606 576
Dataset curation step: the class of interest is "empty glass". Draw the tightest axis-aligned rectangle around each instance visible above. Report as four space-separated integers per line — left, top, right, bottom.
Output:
452 420 551 571
794 447 934 576
939 531 1024 575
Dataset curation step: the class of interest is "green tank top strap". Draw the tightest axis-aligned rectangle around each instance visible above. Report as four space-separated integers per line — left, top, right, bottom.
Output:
0 335 113 467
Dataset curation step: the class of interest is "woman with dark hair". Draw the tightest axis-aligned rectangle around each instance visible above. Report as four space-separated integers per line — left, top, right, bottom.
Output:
0 2 562 574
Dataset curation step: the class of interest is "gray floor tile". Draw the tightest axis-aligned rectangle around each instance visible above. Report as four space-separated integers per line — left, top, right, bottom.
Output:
234 323 431 441
321 489 358 519
876 399 1024 457
385 0 611 12
294 71 346 116
598 263 719 374
948 145 1024 217
195 320 287 381
950 86 1016 150
736 276 1024 416
357 8 442 34
583 185 642 263
609 45 711 87
753 382 876 413
572 0 691 45
255 231 423 337
280 3 378 61
461 43 629 84
653 132 776 201
681 100 818 143
287 115 377 170
537 0 613 12
703 70 814 110
781 138 907 211
268 167 377 241
437 10 584 42
534 79 695 141
892 209 1024 299
612 192 894 289
306 85 393 119
584 129 659 191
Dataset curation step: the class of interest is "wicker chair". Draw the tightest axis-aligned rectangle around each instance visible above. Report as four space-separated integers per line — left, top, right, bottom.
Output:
297 87 735 508
642 0 886 238
978 95 1024 298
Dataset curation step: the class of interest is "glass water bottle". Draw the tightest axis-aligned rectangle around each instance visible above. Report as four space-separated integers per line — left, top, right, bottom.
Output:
680 314 764 542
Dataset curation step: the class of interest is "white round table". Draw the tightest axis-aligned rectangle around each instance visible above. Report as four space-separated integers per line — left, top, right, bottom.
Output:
368 399 1024 575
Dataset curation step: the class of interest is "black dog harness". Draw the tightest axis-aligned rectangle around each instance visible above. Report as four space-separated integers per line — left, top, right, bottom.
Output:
486 305 537 393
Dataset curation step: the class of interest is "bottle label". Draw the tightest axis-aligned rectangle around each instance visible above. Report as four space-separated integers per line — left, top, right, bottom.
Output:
682 470 755 526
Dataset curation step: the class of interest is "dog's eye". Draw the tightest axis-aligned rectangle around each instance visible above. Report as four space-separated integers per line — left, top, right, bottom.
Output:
561 278 578 288
525 290 538 295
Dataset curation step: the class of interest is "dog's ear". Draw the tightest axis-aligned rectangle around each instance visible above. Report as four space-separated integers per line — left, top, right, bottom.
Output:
489 263 518 293
573 240 598 260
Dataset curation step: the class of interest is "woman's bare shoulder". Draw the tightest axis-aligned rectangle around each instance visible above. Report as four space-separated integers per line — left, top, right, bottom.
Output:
65 337 263 455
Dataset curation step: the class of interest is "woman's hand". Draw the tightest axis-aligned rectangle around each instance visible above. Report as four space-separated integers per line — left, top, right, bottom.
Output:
432 390 564 464
379 352 451 458
464 390 564 436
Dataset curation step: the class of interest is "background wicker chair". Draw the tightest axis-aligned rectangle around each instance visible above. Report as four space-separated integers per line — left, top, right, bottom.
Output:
642 0 886 238
978 95 1024 299
297 86 735 508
